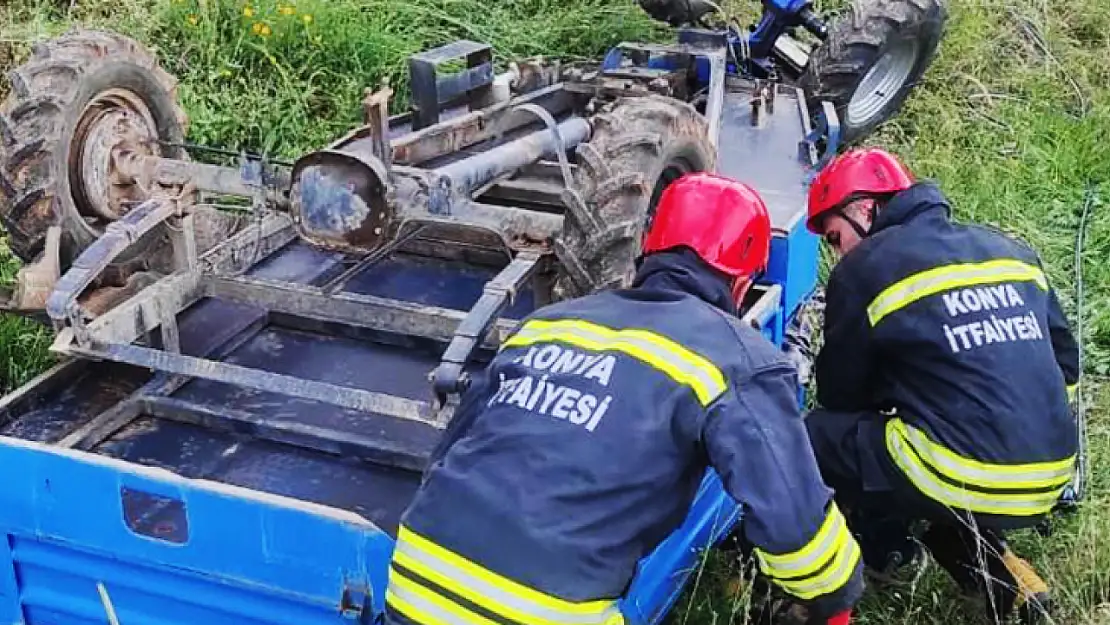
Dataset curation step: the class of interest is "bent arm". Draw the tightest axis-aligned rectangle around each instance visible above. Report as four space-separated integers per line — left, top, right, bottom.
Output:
704 365 864 617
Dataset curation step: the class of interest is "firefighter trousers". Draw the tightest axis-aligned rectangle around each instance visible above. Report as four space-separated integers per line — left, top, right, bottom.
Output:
804 409 1050 620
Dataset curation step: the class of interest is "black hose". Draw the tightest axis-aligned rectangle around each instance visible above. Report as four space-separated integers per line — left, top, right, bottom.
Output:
1038 185 1097 534
797 7 828 40
1069 183 1098 504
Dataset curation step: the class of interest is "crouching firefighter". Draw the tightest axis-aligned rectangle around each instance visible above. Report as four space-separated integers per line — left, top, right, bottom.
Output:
384 173 864 625
803 148 1081 624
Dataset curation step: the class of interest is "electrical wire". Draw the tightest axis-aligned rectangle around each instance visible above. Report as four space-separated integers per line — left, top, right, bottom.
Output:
158 140 295 167
1070 183 1098 503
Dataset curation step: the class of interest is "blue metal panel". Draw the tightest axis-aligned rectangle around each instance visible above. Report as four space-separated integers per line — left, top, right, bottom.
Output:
620 472 740 625
769 215 821 329
0 437 396 624
342 253 535 318
0 534 18 623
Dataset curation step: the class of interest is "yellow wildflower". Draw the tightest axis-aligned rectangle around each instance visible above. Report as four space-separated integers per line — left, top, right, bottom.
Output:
251 21 263 34
186 14 199 26
242 5 254 17
302 13 313 24
260 24 272 37
278 5 295 15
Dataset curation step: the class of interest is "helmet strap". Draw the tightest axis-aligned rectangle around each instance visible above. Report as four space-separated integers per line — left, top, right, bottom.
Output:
843 213 870 239
836 203 872 239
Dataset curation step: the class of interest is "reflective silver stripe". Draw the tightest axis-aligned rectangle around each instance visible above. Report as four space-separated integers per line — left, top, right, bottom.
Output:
503 319 726 405
777 538 862 600
393 535 622 625
886 427 1063 516
867 259 1048 326
896 421 1073 489
757 504 847 577
387 571 491 625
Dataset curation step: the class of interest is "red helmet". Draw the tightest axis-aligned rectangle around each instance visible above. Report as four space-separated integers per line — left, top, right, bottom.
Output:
643 173 772 279
806 148 914 234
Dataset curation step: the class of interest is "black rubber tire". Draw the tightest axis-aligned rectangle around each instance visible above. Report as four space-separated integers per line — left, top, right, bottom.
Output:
799 0 947 145
554 95 715 299
0 29 189 267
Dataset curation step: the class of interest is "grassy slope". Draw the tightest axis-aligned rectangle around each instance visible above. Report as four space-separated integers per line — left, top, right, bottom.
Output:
2 0 1109 623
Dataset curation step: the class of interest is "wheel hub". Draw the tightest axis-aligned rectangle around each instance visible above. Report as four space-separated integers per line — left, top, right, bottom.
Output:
70 89 161 229
846 38 921 128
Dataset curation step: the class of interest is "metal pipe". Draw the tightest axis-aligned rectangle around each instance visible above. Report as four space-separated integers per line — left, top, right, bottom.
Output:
433 116 591 196
117 152 291 201
455 201 563 241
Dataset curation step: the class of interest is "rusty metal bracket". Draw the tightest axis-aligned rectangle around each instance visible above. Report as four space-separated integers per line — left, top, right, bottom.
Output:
431 250 540 410
409 40 495 131
170 212 199 272
750 80 775 128
362 80 394 171
46 198 179 339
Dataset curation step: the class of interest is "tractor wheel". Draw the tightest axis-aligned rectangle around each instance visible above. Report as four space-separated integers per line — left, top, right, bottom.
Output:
554 95 715 300
798 0 947 145
0 29 210 272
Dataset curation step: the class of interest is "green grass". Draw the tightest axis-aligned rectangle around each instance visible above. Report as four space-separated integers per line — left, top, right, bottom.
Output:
2 0 1110 623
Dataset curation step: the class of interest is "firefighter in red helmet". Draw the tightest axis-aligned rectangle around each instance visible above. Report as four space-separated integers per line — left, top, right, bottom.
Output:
803 148 1080 623
384 173 862 625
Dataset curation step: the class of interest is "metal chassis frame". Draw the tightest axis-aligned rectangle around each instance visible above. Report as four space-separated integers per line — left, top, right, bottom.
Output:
38 29 840 480
47 278 783 482
49 205 544 434
40 31 830 478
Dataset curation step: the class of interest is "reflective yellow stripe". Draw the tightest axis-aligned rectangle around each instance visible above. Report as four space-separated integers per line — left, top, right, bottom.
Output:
892 420 1073 489
387 569 500 625
867 259 1048 326
502 318 726 406
387 586 454 625
393 525 624 625
885 419 1073 517
755 503 860 600
757 503 847 576
777 538 862 600
1067 384 1078 403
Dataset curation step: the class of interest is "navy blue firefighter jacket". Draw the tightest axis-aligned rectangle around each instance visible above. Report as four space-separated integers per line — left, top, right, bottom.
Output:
385 250 864 625
815 181 1081 524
